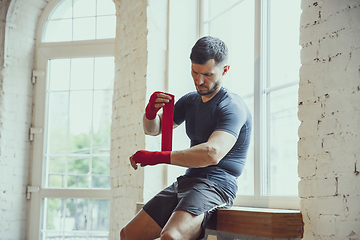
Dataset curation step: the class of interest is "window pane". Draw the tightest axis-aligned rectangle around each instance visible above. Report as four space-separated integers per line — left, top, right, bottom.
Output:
47 157 66 188
47 92 69 154
42 198 110 239
49 59 70 91
90 199 110 231
210 0 254 97
92 157 110 188
49 0 72 19
44 0 115 42
44 19 72 42
44 198 63 230
73 17 96 41
45 57 113 190
68 157 90 174
269 0 301 87
73 0 96 18
71 58 94 90
209 0 239 18
69 91 92 154
94 57 114 90
96 15 116 39
237 97 254 195
97 0 116 15
93 90 112 154
267 85 300 196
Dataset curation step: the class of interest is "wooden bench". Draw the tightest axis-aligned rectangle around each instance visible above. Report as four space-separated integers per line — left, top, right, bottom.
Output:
137 204 304 238
207 207 303 238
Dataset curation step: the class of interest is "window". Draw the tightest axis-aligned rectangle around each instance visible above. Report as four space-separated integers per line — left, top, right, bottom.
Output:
44 0 116 42
200 0 301 208
28 0 115 239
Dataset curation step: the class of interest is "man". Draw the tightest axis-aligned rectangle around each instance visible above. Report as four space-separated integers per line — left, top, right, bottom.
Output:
121 36 252 240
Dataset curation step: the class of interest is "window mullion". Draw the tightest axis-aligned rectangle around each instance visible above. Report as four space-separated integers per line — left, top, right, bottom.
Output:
259 0 270 197
253 0 262 200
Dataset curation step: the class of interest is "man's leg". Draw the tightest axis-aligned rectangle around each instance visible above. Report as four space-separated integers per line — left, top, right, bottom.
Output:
120 208 162 240
160 210 205 240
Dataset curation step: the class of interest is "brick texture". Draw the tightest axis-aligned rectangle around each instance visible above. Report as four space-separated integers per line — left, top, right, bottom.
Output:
109 0 148 239
0 0 47 239
298 0 360 239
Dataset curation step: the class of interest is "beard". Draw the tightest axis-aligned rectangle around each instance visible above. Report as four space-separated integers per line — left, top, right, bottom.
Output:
196 81 221 96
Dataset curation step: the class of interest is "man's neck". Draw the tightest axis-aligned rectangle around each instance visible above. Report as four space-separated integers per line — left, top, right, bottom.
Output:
201 87 221 103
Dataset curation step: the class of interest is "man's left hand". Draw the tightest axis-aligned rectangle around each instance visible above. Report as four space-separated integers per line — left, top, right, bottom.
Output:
129 150 171 170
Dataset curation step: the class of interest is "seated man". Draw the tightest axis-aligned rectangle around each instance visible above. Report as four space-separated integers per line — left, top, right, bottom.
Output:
121 36 252 240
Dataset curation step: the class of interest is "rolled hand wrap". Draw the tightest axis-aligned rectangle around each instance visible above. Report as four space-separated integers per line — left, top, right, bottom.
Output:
133 150 171 166
145 91 163 120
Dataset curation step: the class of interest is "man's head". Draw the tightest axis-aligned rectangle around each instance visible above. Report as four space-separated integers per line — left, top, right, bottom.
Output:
190 36 228 66
190 36 230 101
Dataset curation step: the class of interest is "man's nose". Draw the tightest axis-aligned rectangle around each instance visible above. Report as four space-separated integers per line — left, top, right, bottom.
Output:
195 74 204 85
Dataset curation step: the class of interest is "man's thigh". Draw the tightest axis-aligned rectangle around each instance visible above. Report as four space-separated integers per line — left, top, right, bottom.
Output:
161 210 204 240
120 209 162 240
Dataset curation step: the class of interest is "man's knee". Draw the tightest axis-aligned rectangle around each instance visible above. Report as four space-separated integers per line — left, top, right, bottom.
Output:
160 229 183 240
120 227 128 240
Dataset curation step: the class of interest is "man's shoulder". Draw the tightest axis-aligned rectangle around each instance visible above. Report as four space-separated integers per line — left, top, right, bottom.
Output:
178 91 200 103
219 88 244 106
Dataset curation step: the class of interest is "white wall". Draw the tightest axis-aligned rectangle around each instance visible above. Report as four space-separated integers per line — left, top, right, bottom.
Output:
298 0 360 239
0 0 47 239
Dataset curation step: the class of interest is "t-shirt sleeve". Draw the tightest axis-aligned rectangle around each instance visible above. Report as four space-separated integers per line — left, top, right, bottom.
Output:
214 100 247 138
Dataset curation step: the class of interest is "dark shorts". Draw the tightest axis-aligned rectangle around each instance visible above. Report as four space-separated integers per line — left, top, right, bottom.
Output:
142 175 233 240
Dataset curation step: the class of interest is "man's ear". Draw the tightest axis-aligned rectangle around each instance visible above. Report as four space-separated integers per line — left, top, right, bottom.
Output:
222 65 230 75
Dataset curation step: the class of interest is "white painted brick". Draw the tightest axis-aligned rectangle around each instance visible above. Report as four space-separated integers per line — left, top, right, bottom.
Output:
316 215 337 236
298 157 317 178
316 196 345 216
298 177 337 197
297 136 322 158
345 196 360 217
338 220 360 239
337 173 360 195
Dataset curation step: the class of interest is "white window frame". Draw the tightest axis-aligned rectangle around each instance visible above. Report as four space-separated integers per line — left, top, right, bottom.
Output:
27 0 114 239
199 0 300 210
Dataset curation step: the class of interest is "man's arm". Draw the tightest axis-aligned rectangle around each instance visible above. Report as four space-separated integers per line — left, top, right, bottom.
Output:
171 130 237 168
130 130 236 170
143 92 175 136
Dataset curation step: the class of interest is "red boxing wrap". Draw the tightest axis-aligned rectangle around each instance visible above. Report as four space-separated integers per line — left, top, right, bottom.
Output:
161 93 174 151
133 150 171 166
145 91 163 120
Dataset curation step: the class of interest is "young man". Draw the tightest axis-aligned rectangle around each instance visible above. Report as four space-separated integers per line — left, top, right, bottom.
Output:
121 36 252 240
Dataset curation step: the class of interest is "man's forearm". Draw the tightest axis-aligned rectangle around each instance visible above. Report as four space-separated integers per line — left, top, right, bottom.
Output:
170 130 237 169
143 113 161 136
170 143 220 168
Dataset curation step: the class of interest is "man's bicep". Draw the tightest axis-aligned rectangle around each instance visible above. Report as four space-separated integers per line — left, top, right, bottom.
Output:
207 130 237 159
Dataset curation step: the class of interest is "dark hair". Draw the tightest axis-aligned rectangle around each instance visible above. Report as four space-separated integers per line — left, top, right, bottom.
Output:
190 36 228 65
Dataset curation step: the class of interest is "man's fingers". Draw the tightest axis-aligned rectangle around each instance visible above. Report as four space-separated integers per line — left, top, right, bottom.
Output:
154 93 172 107
156 92 173 101
129 155 138 170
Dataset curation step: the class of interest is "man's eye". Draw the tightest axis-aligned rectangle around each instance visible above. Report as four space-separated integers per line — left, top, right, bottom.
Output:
203 74 212 77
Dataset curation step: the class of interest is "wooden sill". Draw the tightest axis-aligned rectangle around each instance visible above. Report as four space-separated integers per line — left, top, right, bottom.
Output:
207 207 304 239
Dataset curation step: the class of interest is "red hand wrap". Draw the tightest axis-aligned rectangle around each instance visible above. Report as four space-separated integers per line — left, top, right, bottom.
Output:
161 93 174 151
145 91 163 120
133 150 171 166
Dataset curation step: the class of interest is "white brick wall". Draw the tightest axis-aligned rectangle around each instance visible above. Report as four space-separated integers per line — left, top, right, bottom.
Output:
298 1 360 239
109 0 148 239
0 0 47 239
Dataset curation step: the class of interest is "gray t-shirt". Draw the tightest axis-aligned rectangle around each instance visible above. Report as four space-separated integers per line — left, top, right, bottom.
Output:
173 87 252 198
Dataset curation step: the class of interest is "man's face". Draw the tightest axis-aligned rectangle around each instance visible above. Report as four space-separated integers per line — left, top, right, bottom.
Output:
191 59 229 100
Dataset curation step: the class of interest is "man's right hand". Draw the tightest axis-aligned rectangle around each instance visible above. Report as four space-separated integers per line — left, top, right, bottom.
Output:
145 91 173 120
